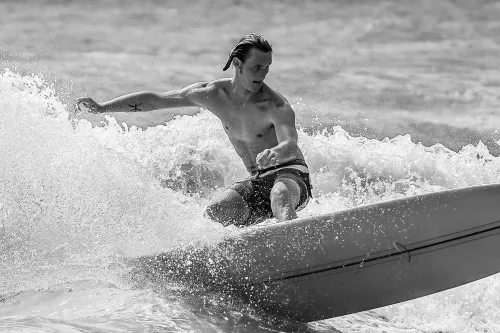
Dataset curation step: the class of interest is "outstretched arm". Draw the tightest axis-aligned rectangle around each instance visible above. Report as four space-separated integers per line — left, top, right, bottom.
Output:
74 82 212 114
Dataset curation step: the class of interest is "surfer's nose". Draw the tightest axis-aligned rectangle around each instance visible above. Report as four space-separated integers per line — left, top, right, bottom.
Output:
257 67 269 78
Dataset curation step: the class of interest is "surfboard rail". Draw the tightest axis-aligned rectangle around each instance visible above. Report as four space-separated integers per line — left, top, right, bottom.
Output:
137 183 500 322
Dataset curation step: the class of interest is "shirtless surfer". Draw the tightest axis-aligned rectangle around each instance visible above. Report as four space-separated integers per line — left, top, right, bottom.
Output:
74 33 312 227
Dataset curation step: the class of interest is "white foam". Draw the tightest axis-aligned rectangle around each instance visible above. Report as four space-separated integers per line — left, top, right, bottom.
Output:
2 69 500 330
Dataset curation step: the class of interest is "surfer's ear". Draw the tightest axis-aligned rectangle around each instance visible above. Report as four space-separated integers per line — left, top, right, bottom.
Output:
233 58 242 69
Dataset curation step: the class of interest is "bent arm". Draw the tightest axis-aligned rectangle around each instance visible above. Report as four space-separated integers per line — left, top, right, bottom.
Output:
256 100 301 168
271 102 300 158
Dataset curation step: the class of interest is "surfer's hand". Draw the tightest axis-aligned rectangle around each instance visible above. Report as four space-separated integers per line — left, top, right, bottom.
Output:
256 149 280 168
74 97 103 114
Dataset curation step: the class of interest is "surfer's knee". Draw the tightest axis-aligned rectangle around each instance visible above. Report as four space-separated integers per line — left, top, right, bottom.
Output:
270 179 300 221
205 190 249 226
204 202 228 224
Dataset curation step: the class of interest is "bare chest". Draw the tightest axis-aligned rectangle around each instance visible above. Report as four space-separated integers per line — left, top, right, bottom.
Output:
218 104 276 142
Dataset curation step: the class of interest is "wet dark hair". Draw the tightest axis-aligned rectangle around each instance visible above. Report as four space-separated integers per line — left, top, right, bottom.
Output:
222 33 273 72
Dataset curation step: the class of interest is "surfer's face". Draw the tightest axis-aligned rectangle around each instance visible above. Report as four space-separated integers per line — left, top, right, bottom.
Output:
238 48 272 92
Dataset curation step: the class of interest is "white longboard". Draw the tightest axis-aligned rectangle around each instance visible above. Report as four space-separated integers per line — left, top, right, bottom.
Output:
138 184 500 322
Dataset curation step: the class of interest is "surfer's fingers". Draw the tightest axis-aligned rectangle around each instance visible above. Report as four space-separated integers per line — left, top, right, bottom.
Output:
262 149 273 159
74 97 101 114
266 151 278 162
72 99 85 115
256 149 270 162
73 97 89 113
268 155 279 166
74 96 91 105
261 152 279 167
259 151 273 165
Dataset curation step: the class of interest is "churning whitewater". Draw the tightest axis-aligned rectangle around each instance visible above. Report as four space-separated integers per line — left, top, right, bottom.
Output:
1 69 500 332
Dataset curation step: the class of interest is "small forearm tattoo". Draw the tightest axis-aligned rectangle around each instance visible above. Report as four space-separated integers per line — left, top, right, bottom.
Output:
128 103 142 112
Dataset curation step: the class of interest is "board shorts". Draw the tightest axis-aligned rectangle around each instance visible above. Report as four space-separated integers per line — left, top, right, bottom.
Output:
228 158 313 226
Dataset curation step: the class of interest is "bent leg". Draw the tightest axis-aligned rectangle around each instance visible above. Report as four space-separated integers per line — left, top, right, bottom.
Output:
205 188 250 226
270 177 301 222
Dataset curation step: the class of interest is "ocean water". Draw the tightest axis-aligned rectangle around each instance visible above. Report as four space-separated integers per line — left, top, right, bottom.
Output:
1 69 500 332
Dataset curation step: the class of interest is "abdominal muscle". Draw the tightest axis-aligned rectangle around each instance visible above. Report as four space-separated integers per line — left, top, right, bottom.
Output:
230 135 278 172
225 127 304 173
210 84 303 172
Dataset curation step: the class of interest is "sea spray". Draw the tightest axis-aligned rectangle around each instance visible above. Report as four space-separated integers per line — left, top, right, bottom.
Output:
85 111 248 197
0 69 229 293
2 69 500 332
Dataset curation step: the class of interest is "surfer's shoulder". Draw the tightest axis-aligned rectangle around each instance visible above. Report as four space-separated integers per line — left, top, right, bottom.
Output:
183 80 228 97
179 81 220 105
207 78 232 96
263 85 292 114
180 81 213 94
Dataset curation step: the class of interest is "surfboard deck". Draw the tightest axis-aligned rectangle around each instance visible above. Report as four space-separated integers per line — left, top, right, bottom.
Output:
136 183 500 322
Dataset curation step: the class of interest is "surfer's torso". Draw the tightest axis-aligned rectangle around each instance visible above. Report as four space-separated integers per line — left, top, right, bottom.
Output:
191 79 305 173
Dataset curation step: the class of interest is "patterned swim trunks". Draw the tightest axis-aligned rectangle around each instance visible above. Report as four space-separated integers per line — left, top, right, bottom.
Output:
228 158 313 226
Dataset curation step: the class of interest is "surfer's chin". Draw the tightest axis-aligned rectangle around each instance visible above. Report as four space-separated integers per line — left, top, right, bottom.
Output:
247 81 263 93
